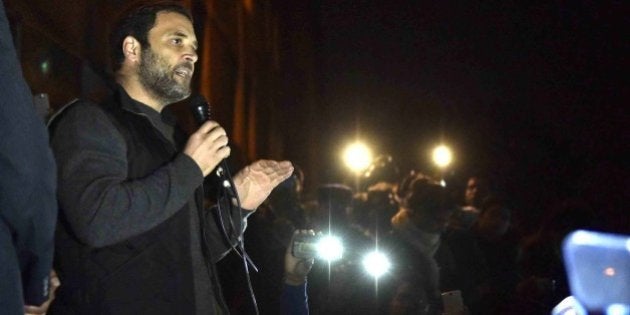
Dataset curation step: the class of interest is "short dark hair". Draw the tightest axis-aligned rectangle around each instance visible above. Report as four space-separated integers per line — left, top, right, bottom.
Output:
404 174 455 216
317 183 354 207
109 1 192 72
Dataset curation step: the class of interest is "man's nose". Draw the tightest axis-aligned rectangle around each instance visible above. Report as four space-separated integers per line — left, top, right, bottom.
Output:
184 48 198 63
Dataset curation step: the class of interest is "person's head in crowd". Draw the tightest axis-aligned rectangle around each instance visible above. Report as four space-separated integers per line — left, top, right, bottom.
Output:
361 154 400 188
310 183 354 230
350 181 398 235
464 176 489 208
474 195 511 240
400 173 456 234
394 170 418 204
109 1 197 108
365 182 398 231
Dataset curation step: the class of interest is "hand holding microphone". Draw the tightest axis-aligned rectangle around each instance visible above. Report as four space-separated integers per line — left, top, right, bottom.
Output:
183 120 230 177
186 95 294 210
185 95 230 177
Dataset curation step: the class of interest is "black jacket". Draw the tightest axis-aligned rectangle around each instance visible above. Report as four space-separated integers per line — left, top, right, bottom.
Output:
48 88 244 314
0 0 57 312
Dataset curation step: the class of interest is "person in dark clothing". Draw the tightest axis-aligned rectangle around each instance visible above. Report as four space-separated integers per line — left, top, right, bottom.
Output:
513 199 596 315
0 1 58 314
280 229 315 315
442 195 520 315
238 171 307 314
47 2 293 314
383 173 460 315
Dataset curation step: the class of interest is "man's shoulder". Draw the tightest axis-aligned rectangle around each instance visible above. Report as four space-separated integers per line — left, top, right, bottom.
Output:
48 98 103 122
47 97 120 138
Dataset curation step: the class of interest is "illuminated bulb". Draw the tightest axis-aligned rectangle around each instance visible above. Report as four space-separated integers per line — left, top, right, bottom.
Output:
316 235 344 262
432 145 453 168
343 142 373 173
362 251 391 279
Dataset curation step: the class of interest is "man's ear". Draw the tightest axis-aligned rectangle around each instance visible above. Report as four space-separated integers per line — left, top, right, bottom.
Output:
122 36 140 63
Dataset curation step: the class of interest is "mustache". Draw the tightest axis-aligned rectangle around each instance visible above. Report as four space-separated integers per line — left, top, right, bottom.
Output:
175 62 194 72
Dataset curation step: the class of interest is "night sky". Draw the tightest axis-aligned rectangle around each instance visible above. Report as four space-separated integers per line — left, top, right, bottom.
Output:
315 1 627 229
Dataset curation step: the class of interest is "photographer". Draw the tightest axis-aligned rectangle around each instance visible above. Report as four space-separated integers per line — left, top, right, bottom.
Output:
281 229 316 315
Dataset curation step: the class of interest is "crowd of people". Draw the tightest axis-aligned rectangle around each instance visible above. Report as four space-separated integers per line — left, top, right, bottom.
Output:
228 163 616 315
1 1 624 315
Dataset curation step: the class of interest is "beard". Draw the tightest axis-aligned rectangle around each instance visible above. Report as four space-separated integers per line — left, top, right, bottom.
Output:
138 47 193 105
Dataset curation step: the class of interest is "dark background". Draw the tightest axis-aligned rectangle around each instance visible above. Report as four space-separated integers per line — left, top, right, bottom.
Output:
313 0 628 231
6 0 628 232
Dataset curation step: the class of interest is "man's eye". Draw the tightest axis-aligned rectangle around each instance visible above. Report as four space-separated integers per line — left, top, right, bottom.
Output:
172 38 182 45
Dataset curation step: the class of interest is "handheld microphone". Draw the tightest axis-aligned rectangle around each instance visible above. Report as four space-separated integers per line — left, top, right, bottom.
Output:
188 95 260 314
188 95 231 187
189 94 211 125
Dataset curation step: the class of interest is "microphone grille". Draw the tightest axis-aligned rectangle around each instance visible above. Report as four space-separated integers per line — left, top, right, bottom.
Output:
188 94 210 124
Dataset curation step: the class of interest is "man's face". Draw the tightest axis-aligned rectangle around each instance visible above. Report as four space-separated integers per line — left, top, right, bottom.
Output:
465 177 484 207
477 205 510 237
138 12 198 105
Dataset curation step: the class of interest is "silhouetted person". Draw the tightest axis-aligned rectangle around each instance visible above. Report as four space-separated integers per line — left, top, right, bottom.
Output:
352 181 398 239
447 195 519 315
513 199 596 314
448 176 492 230
383 173 460 315
0 1 57 314
281 229 316 315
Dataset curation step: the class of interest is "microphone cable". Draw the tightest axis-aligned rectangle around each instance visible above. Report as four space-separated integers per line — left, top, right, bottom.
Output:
214 163 260 315
189 95 259 314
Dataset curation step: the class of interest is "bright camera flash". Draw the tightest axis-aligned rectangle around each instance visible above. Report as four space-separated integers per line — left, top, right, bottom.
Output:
316 235 344 262
362 250 391 278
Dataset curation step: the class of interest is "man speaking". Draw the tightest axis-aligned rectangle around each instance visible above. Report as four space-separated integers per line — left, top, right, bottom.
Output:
48 2 293 314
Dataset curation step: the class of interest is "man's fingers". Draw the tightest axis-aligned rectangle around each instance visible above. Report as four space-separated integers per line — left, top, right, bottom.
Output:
196 120 221 133
234 159 294 209
250 160 294 182
195 121 229 149
24 302 50 314
205 125 228 142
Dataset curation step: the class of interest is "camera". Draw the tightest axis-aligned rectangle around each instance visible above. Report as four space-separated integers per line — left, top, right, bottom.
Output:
291 232 319 259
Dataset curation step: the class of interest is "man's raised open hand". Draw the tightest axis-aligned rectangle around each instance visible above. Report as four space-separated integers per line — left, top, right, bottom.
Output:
233 160 294 210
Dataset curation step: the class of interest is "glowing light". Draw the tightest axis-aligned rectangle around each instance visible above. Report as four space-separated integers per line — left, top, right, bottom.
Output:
343 142 373 173
40 60 51 75
362 250 391 279
316 235 344 262
607 304 630 315
432 145 453 168
571 230 597 245
604 267 616 277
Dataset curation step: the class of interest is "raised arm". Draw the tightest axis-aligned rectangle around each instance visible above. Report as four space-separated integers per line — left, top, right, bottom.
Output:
51 103 203 248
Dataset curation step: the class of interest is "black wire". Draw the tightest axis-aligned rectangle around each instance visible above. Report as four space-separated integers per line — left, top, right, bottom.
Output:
215 163 260 315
